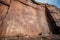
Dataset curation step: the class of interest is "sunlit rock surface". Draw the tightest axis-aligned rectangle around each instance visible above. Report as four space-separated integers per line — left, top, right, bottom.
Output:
0 0 60 39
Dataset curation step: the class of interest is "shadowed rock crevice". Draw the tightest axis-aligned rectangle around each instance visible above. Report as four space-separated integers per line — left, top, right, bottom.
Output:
0 0 11 6
0 1 9 6
45 5 58 34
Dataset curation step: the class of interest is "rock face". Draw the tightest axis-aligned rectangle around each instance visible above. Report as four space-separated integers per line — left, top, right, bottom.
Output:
0 0 10 5
0 0 60 37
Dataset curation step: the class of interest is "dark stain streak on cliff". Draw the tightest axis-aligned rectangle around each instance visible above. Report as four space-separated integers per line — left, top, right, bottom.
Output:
45 5 58 34
15 0 43 10
0 1 9 6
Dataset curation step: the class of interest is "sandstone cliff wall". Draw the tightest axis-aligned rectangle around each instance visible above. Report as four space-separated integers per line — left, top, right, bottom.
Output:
0 0 60 37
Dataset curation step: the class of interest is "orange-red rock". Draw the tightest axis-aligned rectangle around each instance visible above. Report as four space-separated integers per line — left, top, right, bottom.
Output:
0 0 60 37
0 3 8 36
0 0 10 5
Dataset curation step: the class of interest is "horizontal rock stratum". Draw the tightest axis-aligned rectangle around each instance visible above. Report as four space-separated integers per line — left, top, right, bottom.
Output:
0 0 60 37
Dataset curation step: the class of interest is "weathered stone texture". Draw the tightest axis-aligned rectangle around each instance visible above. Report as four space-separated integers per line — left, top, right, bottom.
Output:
0 0 60 37
0 0 11 5
0 3 8 36
47 5 60 27
0 0 50 37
